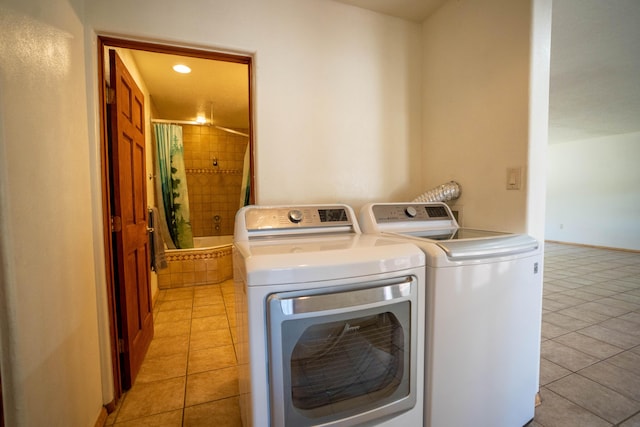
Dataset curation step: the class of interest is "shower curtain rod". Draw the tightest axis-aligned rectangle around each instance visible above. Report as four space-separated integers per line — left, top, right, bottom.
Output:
151 119 249 138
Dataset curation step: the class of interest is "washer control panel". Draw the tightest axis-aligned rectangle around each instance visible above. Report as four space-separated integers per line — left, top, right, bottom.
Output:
372 203 453 223
245 205 353 231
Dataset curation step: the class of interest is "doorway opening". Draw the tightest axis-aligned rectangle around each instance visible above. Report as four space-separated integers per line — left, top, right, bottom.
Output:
97 35 254 406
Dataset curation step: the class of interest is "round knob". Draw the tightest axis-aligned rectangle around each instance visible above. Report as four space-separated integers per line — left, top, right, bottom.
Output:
288 209 303 223
405 206 417 218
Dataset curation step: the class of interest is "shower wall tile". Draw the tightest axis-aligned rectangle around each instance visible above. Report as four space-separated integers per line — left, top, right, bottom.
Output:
182 124 248 237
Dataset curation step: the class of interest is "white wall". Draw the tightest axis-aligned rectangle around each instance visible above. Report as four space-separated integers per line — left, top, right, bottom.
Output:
86 0 424 210
0 0 104 425
421 0 534 233
545 132 640 250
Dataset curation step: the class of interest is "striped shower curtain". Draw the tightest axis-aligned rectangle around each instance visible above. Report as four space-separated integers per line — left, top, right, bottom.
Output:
154 123 194 249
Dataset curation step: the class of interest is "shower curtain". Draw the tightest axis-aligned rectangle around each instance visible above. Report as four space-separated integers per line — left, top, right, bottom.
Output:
239 143 251 208
154 123 194 249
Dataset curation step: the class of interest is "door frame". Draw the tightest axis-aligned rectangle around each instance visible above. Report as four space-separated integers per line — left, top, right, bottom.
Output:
97 35 255 404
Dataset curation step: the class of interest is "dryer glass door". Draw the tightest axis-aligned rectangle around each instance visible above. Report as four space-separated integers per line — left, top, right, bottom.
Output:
267 277 418 426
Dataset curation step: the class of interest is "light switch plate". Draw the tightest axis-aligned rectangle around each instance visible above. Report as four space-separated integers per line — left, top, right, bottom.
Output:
507 167 521 190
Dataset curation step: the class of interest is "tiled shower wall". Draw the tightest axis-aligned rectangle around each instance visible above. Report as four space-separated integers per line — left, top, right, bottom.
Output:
182 124 248 237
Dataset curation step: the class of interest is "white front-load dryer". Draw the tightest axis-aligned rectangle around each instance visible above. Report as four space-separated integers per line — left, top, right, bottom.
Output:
360 202 543 427
233 204 426 427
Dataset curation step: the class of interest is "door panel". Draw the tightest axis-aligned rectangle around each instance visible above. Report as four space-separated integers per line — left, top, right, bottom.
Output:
109 49 153 389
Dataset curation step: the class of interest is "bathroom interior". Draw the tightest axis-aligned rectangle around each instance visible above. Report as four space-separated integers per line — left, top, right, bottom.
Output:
105 45 253 293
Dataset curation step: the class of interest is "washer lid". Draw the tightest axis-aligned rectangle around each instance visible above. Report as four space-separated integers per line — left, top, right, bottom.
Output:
435 234 539 260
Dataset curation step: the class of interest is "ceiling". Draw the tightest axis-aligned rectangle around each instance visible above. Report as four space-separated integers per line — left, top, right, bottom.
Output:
128 0 640 144
129 50 250 129
548 0 640 144
332 0 446 22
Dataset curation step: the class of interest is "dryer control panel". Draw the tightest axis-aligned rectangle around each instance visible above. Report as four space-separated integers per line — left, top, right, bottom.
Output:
237 204 360 239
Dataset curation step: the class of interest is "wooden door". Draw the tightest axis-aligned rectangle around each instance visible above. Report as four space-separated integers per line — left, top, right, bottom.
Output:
109 49 154 389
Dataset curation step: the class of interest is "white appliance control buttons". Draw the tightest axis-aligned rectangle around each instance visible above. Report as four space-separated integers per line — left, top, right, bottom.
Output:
405 206 418 218
288 209 303 223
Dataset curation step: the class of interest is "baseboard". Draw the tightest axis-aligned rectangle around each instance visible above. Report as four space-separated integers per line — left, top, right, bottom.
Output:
545 240 640 254
94 406 108 427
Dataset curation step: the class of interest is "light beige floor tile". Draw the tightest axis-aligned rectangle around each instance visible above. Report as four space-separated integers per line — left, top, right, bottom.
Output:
154 319 191 338
116 377 185 422
157 298 194 312
137 352 188 383
620 311 640 325
192 302 227 318
183 396 242 427
560 289 604 302
607 350 640 376
544 298 575 312
540 358 572 386
612 293 640 306
191 314 229 332
230 325 238 344
545 294 592 309
600 318 640 337
541 340 599 372
579 361 640 402
543 282 574 294
113 409 183 426
542 322 571 340
190 328 233 351
579 287 620 297
554 332 624 359
188 344 237 374
155 308 193 324
546 374 639 424
162 287 195 301
557 305 611 324
620 411 640 427
579 325 640 349
194 295 225 307
597 297 640 312
534 388 612 427
185 366 239 407
543 312 592 331
146 334 190 359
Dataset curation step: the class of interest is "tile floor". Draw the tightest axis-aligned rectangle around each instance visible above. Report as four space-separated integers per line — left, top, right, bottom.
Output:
105 242 640 426
533 242 640 427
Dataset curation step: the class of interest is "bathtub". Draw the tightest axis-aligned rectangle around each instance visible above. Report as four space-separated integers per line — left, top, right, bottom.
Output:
157 235 233 289
192 235 233 249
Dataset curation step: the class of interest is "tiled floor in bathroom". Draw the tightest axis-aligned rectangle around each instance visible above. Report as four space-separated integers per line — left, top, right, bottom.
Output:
105 242 640 426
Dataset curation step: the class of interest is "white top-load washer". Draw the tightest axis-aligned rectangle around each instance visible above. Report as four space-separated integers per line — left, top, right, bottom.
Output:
359 202 543 427
233 204 426 427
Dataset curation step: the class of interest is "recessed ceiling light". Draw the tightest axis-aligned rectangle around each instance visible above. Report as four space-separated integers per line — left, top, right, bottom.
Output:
172 64 191 74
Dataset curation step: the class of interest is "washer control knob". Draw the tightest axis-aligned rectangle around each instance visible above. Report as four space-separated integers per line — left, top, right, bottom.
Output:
405 206 418 218
288 209 303 223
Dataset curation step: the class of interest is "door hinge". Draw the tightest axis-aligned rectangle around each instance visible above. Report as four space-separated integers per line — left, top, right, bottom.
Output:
111 215 122 232
118 339 125 354
106 87 115 105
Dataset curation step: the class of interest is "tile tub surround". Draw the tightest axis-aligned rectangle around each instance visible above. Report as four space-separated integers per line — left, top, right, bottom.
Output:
157 246 233 289
182 124 248 238
106 243 640 426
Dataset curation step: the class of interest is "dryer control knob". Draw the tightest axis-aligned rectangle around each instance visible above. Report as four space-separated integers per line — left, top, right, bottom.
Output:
405 206 418 218
288 209 303 223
